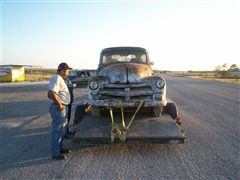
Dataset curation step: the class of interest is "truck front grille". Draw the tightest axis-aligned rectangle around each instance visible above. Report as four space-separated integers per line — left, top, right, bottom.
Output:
98 84 154 101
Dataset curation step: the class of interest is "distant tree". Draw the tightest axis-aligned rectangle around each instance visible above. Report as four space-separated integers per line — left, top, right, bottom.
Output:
229 64 238 70
214 63 229 78
227 64 239 79
222 63 228 70
215 63 240 79
215 63 228 71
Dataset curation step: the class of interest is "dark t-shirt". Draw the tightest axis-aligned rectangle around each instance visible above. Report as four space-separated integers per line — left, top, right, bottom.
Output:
66 78 74 104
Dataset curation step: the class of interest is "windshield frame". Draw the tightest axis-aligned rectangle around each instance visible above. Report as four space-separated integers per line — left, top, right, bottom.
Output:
99 47 150 66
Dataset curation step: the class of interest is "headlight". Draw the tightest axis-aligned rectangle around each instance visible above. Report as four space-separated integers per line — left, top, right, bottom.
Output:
89 81 99 90
156 80 165 88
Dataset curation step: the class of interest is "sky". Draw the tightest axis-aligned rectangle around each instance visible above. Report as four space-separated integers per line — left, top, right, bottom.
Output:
1 0 239 71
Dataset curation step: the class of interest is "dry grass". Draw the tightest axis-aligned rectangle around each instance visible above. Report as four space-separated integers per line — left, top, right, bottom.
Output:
187 76 240 84
25 74 52 81
24 68 56 81
171 71 240 85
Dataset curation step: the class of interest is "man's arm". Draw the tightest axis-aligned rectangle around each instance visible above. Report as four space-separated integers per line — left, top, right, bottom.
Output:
48 90 64 111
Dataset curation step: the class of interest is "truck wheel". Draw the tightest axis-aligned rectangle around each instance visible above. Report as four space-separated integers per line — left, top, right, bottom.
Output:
153 106 163 117
91 106 101 117
74 104 87 124
166 102 178 119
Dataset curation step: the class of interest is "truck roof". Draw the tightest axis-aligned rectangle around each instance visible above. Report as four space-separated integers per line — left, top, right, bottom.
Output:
100 47 147 55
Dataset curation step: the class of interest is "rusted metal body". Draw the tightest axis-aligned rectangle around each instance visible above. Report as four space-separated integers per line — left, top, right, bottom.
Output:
87 47 167 116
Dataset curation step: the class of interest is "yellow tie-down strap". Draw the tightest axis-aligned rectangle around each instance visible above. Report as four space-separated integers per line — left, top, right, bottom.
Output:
109 101 144 143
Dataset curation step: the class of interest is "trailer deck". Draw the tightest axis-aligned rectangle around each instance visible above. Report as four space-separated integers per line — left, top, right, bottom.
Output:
73 112 185 144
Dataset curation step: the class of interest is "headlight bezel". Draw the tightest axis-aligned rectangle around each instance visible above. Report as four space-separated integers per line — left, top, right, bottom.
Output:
155 79 165 88
89 81 99 90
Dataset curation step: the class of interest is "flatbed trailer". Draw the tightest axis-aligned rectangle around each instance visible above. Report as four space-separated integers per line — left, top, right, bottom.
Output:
73 111 185 145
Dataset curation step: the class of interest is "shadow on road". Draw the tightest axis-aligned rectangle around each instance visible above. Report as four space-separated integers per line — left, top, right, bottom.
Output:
1 100 49 120
0 112 54 172
0 85 48 94
0 96 54 172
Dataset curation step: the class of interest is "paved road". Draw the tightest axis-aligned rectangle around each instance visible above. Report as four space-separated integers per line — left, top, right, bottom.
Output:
0 76 239 179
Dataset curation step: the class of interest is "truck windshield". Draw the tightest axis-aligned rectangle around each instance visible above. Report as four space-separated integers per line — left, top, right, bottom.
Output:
102 50 147 65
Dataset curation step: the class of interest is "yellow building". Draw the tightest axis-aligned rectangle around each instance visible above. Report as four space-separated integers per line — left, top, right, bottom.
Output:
0 65 25 82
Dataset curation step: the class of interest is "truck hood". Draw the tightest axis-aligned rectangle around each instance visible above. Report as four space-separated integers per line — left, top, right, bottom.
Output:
98 63 152 83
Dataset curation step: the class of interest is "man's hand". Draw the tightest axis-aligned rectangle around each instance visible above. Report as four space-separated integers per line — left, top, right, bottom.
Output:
48 90 63 110
58 103 65 111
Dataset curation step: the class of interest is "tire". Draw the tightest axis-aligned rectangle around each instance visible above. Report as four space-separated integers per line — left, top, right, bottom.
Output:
74 104 87 123
166 102 178 119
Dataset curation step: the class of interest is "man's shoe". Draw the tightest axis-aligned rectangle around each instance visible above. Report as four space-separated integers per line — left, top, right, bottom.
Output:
52 154 66 160
60 148 71 154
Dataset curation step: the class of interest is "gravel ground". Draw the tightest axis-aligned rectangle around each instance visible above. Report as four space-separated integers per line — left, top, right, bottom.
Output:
0 75 239 179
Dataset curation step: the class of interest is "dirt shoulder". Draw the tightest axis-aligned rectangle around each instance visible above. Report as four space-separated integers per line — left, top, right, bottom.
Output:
185 76 240 84
169 72 240 85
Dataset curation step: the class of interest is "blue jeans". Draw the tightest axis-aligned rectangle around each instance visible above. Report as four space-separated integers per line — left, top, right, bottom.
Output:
49 103 67 156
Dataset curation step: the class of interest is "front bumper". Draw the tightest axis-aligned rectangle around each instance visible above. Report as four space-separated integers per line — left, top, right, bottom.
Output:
88 99 167 107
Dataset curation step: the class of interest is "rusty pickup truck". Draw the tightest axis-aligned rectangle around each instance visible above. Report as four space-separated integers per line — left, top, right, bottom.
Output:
87 47 167 117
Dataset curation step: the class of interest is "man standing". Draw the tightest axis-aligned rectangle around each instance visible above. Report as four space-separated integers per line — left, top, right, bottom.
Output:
65 77 75 138
48 62 72 160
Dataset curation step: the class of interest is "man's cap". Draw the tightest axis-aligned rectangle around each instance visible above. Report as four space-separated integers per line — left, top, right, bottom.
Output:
57 62 72 71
